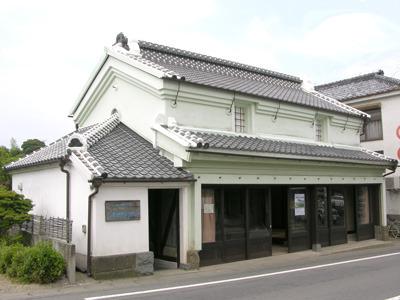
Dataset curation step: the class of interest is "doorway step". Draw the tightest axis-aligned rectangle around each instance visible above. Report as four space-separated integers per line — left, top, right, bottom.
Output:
154 259 178 270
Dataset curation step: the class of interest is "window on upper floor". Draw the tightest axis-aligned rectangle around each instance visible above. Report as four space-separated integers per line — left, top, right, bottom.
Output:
314 118 327 142
361 108 383 142
315 119 323 142
235 106 246 133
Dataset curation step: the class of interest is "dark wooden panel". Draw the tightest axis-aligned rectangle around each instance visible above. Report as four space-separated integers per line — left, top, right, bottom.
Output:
357 224 374 241
223 240 246 262
330 227 347 245
318 227 330 247
247 233 271 259
199 242 224 266
287 188 311 253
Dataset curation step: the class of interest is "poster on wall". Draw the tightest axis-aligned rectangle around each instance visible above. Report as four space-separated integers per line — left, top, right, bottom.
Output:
105 200 140 222
294 193 305 216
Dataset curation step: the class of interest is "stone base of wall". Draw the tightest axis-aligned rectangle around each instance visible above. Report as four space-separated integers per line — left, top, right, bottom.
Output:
181 250 200 270
76 253 87 272
375 225 389 241
91 251 154 279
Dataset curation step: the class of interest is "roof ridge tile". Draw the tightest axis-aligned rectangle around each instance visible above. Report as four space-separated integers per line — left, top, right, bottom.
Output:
315 71 383 90
138 40 302 84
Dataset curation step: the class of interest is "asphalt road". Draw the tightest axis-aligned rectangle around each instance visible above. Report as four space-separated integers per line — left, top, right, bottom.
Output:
6 243 400 300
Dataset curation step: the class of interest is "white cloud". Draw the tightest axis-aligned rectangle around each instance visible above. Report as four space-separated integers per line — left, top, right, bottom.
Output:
0 0 218 146
294 12 400 58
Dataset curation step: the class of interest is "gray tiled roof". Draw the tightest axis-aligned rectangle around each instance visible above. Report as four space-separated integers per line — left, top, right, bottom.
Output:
315 70 400 101
5 118 193 181
165 126 397 169
137 41 363 117
4 126 95 171
87 123 193 181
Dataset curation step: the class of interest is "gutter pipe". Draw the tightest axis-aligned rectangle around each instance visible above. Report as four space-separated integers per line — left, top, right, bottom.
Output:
86 172 108 276
59 149 72 243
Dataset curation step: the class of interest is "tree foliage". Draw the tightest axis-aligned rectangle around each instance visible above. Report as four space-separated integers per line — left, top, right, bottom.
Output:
9 138 22 157
0 146 18 189
21 139 45 155
0 187 33 235
0 137 45 188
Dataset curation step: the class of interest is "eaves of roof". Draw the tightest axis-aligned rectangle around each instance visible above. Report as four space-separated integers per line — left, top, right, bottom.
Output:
187 148 396 170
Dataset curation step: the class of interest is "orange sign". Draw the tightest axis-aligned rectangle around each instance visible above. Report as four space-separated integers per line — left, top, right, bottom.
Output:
397 126 400 139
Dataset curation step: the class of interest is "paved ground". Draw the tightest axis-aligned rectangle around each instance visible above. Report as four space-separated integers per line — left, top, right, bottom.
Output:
2 240 400 300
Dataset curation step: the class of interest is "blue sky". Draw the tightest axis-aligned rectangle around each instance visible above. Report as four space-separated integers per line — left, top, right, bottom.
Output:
1 0 400 146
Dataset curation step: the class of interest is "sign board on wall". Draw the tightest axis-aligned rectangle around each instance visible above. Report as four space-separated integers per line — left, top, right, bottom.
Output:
105 200 140 222
294 193 305 216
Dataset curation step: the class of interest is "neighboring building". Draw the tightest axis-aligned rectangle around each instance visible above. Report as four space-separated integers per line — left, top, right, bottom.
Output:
316 71 400 220
5 36 397 278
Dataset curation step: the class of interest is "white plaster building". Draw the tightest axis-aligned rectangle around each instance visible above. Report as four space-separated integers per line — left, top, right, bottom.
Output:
316 71 400 219
6 36 397 278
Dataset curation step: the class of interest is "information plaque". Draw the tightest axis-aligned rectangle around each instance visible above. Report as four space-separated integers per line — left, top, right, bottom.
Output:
105 200 140 222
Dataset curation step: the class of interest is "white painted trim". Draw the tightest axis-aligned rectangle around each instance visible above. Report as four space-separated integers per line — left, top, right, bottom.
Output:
152 124 196 147
75 66 163 125
189 148 391 168
168 124 371 150
105 47 166 79
69 54 109 116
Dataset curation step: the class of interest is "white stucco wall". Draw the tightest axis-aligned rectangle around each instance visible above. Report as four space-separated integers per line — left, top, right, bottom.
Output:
91 184 149 257
76 57 165 143
68 155 93 257
163 82 362 145
11 164 67 218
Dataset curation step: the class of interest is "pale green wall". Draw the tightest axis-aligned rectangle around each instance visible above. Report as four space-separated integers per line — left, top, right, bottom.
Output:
162 81 363 146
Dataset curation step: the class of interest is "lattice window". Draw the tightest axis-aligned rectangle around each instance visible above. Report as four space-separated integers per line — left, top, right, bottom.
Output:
235 106 246 133
315 119 323 141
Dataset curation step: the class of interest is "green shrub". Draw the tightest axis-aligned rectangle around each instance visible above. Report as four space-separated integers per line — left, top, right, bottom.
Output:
6 246 27 278
0 243 24 274
0 233 24 246
21 242 65 283
0 242 65 283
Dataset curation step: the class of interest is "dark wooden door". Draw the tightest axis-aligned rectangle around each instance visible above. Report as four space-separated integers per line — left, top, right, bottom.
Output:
329 187 347 245
222 188 246 262
247 188 272 259
287 187 311 252
315 187 330 247
355 186 375 241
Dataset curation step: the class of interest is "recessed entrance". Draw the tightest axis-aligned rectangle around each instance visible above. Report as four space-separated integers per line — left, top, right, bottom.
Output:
199 184 380 266
148 189 180 270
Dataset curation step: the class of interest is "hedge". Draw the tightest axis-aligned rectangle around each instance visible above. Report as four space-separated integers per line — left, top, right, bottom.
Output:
0 241 65 283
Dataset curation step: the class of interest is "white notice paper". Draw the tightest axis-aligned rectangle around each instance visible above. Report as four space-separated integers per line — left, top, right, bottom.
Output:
204 203 215 214
294 193 305 216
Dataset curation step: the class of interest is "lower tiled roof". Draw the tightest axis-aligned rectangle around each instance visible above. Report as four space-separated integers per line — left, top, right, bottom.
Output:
5 118 193 182
4 125 95 171
88 123 193 181
165 126 398 169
